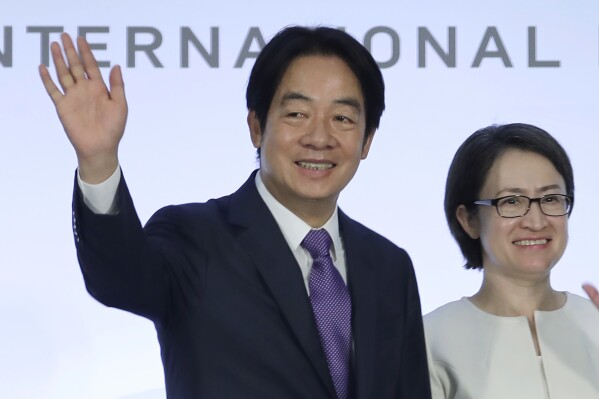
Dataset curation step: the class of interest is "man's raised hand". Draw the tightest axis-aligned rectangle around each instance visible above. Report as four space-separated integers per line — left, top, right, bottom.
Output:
39 33 128 183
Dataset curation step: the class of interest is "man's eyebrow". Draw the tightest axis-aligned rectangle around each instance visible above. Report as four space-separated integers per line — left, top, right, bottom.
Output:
280 92 362 112
280 92 312 104
335 97 362 112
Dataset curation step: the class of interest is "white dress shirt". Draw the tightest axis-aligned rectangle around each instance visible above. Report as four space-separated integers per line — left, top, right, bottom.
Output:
77 166 121 215
254 172 347 293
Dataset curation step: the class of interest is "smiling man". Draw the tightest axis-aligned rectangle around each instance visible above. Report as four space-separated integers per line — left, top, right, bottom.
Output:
40 26 431 399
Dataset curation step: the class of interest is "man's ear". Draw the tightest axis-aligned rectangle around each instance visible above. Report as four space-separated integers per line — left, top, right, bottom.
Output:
360 129 375 160
456 205 480 239
248 111 262 149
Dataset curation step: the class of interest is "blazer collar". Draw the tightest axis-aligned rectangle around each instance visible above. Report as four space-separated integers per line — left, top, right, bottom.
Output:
226 171 337 398
339 211 377 399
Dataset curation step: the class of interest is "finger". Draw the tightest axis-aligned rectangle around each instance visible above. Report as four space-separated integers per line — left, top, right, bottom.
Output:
582 283 599 302
108 65 127 104
61 32 86 82
39 64 64 104
50 41 76 92
77 36 104 82
582 283 597 295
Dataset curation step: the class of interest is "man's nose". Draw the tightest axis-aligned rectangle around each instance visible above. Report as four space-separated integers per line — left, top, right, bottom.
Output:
302 117 335 148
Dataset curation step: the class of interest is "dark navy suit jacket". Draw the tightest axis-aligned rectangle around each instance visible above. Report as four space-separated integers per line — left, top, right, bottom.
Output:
72 170 431 399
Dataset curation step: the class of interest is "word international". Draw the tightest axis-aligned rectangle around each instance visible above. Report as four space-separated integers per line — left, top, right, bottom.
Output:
0 25 565 69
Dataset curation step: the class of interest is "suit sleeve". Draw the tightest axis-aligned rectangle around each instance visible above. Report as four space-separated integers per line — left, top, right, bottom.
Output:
398 252 433 399
72 171 176 323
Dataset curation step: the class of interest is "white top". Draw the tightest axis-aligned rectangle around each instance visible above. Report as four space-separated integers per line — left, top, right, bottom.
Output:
424 292 599 399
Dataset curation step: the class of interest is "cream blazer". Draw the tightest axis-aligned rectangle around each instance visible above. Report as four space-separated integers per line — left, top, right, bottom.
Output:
424 293 599 399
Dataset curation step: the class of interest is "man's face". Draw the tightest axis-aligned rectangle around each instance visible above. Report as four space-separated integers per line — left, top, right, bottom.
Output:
248 55 373 223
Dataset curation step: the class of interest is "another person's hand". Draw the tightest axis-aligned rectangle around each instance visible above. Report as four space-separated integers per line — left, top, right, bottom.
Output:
582 283 599 310
39 33 128 183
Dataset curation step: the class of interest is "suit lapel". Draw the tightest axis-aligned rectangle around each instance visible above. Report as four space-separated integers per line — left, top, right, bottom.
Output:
225 172 337 398
340 211 377 399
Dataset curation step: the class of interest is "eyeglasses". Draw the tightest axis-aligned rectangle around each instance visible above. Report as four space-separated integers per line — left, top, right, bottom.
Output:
473 194 573 218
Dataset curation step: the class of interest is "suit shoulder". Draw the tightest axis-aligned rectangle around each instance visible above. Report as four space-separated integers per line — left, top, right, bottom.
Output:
340 213 408 256
144 196 231 236
148 201 212 223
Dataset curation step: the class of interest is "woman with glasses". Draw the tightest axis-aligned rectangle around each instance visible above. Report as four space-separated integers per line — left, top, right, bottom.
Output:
425 123 599 399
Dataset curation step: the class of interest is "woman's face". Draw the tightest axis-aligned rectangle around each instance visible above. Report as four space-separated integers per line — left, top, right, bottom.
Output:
460 149 569 281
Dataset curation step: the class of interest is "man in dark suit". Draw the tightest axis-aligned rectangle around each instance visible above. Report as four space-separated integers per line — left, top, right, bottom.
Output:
40 26 431 398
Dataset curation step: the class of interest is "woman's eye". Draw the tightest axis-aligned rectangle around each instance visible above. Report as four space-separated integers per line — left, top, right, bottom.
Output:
501 196 521 206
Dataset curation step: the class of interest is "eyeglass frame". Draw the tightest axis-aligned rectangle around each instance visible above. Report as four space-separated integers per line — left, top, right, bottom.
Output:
472 194 574 218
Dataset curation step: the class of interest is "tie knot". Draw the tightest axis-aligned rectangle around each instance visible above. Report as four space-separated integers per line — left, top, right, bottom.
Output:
301 229 332 259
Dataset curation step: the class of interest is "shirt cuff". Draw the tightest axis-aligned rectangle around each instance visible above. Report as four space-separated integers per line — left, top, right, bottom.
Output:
77 165 121 215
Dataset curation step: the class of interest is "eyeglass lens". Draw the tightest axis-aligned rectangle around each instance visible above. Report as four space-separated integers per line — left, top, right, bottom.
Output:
496 195 571 217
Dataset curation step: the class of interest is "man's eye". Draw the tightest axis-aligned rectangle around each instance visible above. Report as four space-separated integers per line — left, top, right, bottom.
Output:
287 112 304 118
335 115 354 123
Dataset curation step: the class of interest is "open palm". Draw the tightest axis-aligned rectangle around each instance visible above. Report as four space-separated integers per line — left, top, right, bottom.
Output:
40 33 127 182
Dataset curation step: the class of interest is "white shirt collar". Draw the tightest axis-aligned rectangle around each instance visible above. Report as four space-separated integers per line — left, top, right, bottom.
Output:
255 171 341 261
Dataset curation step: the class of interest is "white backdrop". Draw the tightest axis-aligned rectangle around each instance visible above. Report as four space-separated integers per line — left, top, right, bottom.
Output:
2 1 598 398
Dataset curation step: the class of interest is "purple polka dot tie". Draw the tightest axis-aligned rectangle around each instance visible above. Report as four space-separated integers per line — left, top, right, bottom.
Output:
301 229 352 399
